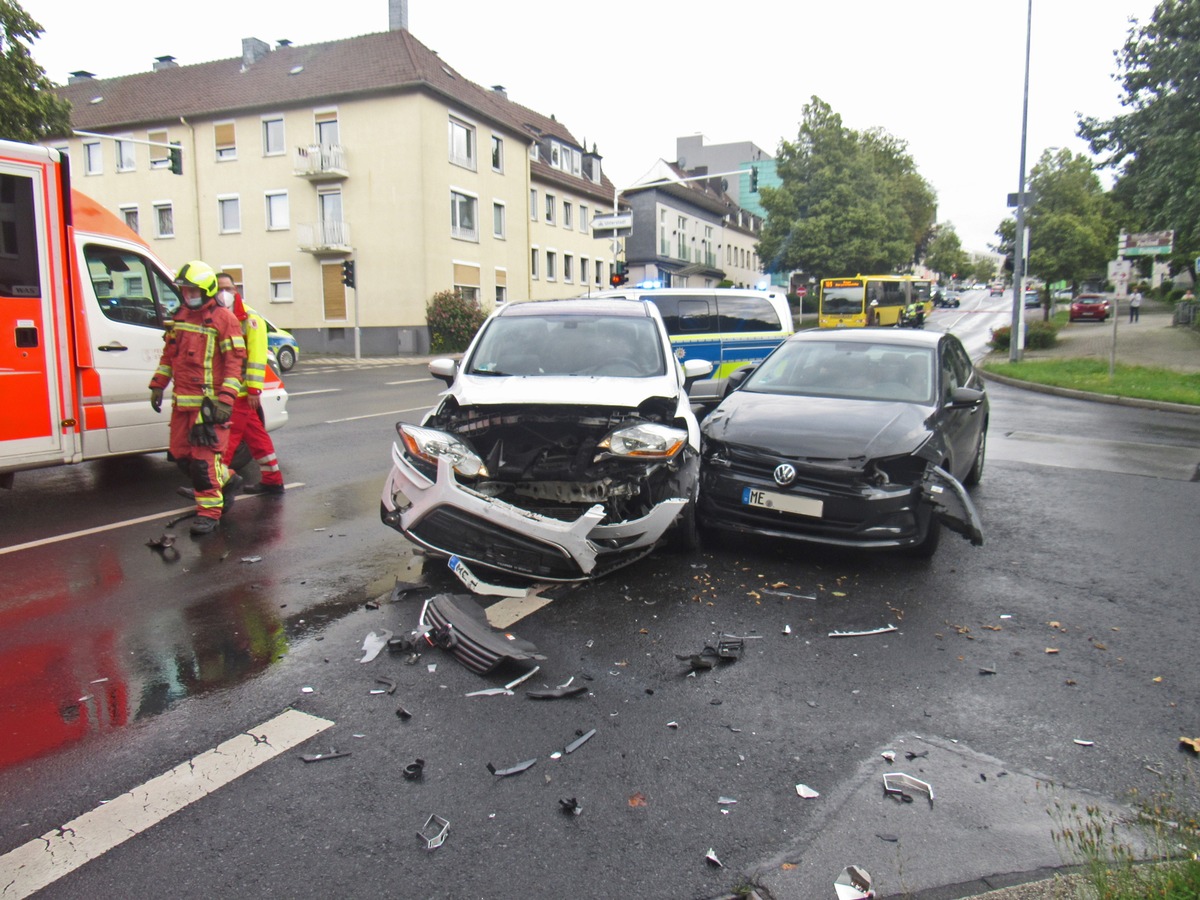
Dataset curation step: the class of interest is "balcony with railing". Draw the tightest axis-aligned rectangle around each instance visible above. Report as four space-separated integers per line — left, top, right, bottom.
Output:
294 144 348 181
297 220 351 254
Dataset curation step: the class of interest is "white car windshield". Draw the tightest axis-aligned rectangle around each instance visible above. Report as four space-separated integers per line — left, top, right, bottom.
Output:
744 342 936 404
467 314 666 377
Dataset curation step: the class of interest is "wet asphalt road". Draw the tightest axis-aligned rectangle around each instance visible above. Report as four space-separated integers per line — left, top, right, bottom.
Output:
2 304 1199 899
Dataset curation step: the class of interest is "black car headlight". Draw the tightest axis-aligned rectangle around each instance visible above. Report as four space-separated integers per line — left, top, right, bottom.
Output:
870 454 929 486
397 423 488 478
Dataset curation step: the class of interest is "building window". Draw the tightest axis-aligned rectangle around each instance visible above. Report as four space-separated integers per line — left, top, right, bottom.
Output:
218 196 241 233
265 191 289 230
119 205 139 234
450 190 478 241
546 251 557 282
531 247 539 280
116 138 136 172
453 263 481 305
315 109 339 145
495 268 507 305
220 266 245 295
214 121 236 160
579 204 588 233
269 263 293 302
154 203 174 238
147 130 169 169
493 201 505 239
449 116 476 169
83 141 102 175
491 135 503 172
594 259 602 286
545 193 556 225
530 189 537 221
581 257 589 284
563 202 572 230
564 254 573 283
262 116 285 155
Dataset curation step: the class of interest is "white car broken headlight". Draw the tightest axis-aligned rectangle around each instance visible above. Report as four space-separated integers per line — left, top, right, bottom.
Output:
598 423 688 459
398 423 488 477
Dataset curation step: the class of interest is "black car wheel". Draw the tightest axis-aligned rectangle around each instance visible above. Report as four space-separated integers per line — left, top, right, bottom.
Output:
965 426 987 487
277 346 296 372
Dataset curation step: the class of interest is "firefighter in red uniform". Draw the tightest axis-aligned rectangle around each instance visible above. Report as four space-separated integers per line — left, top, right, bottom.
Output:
216 272 285 494
149 261 246 535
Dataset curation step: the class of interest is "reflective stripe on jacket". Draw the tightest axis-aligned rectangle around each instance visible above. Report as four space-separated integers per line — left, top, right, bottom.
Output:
239 304 268 397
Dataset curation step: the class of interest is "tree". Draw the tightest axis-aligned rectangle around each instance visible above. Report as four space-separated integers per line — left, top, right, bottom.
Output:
925 224 970 283
1078 0 1200 269
0 0 70 142
1024 149 1117 312
756 96 937 283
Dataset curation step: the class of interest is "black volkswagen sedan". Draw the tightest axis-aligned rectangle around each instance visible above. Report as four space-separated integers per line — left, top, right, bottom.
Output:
698 329 987 557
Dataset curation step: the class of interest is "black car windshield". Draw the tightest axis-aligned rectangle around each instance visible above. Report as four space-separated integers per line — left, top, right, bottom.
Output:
467 314 666 377
743 341 935 404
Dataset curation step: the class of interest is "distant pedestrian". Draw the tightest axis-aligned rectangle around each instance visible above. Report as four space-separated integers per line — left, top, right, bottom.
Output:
1130 288 1143 323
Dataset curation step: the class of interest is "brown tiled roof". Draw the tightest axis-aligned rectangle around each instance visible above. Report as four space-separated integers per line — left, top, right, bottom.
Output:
54 27 601 188
530 157 618 207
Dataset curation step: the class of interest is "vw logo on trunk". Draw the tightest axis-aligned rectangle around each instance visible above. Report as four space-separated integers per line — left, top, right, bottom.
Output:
773 464 796 486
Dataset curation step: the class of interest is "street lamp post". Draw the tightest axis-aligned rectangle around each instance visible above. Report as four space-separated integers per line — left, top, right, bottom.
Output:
1009 0 1033 363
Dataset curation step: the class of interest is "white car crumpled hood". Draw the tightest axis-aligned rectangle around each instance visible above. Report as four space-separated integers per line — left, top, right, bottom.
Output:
443 373 682 410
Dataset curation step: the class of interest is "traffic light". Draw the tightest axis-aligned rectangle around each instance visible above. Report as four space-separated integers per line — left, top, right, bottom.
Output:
341 259 356 288
610 261 628 287
168 143 183 175
750 165 759 193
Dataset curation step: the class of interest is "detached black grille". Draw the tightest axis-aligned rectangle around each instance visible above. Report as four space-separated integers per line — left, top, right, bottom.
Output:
713 446 864 498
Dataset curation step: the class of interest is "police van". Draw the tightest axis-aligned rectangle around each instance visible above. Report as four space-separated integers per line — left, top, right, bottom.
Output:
591 287 794 380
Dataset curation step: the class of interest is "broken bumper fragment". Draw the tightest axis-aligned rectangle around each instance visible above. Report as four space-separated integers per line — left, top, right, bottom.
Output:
381 447 685 582
419 593 546 675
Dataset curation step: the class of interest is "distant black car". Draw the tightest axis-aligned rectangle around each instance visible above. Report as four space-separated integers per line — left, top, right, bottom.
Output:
934 290 960 308
698 329 986 557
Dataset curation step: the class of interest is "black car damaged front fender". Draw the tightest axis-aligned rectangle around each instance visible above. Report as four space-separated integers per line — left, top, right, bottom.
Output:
922 464 983 546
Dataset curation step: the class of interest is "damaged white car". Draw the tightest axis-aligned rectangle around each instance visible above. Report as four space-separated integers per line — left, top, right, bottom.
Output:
380 298 713 584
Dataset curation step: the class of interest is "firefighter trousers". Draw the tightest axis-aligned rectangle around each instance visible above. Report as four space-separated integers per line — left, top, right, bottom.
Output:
227 400 284 486
169 407 232 520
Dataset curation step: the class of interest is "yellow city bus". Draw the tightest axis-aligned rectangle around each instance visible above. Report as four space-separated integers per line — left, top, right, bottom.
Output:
818 275 933 328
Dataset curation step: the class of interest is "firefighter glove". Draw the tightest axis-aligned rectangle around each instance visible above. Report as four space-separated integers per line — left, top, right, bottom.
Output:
150 387 164 413
189 397 219 447
212 400 233 424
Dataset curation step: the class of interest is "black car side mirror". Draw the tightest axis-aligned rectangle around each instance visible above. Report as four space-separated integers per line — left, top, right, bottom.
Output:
947 386 985 409
724 365 755 398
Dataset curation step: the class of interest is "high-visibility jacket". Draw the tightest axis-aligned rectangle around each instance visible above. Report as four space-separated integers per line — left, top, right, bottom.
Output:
150 299 245 408
238 303 268 397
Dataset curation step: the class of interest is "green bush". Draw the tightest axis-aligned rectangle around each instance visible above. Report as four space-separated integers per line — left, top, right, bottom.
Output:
988 319 1060 352
426 289 486 353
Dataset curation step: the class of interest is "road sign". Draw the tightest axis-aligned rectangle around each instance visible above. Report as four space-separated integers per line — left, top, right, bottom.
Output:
590 213 632 231
1118 230 1173 256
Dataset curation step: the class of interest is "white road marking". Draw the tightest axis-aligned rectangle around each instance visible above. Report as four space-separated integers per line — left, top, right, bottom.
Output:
0 709 333 898
384 378 432 386
485 591 558 629
286 388 341 397
326 406 430 424
0 483 306 556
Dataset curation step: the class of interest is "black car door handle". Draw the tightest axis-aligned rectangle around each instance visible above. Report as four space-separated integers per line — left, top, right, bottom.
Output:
97 342 128 352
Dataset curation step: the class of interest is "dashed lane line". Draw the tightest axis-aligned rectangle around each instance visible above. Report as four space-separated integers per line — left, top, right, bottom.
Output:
0 708 334 899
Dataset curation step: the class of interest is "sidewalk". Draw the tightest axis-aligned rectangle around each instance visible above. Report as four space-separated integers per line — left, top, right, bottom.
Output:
1009 295 1200 373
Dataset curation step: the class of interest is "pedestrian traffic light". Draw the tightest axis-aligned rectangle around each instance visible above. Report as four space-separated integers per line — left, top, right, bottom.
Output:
341 259 356 288
750 165 759 193
610 261 628 287
168 143 183 176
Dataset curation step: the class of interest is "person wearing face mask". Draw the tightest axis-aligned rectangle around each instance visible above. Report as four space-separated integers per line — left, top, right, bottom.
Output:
149 260 246 535
215 272 286 495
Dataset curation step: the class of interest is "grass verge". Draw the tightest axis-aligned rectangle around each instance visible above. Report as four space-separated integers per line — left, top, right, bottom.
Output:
981 358 1200 407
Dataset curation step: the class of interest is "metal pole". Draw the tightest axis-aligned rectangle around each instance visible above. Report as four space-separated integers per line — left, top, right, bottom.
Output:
1009 0 1033 363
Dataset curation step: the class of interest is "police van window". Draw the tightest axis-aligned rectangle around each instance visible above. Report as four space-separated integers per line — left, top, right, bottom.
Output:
716 295 780 333
0 173 42 299
84 245 173 327
677 298 712 333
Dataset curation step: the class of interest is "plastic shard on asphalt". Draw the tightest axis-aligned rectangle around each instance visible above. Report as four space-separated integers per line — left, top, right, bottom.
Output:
564 728 596 754
359 629 393 663
882 772 934 805
487 758 538 777
829 625 898 638
834 865 875 899
418 814 449 849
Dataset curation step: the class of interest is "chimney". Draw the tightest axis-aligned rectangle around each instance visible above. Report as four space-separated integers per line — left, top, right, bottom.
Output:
242 37 270 68
389 0 409 31
152 55 178 71
68 70 95 84
276 39 292 48
491 85 507 98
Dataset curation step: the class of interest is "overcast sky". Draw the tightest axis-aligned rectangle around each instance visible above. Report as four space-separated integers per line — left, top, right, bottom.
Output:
20 0 1160 255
